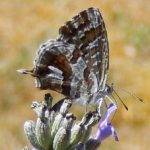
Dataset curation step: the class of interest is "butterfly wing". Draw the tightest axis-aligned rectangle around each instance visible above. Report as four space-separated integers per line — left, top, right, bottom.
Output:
58 7 109 91
32 7 109 104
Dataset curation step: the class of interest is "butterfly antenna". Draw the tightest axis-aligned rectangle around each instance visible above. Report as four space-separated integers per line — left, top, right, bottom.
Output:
111 93 118 106
122 88 144 102
114 85 144 103
113 88 128 111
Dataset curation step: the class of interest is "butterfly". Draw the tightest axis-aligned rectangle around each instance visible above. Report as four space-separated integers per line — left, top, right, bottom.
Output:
17 7 117 108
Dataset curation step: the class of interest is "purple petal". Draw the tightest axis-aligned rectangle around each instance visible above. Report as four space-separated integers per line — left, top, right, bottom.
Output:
111 125 119 141
95 103 119 142
32 147 38 150
99 103 117 124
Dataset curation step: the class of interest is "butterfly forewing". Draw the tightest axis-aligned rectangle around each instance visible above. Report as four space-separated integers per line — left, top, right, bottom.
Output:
58 7 109 92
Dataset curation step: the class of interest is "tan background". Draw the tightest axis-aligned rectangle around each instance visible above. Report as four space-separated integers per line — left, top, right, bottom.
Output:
0 0 149 149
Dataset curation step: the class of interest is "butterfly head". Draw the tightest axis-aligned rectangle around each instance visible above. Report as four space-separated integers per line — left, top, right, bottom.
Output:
105 84 114 96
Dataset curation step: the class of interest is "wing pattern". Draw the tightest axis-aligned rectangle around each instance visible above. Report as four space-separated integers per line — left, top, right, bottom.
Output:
33 7 109 105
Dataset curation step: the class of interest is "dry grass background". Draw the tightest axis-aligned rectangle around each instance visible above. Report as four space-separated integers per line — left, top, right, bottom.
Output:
0 0 149 149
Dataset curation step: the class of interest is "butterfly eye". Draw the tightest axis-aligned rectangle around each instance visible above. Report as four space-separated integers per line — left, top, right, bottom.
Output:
106 85 113 94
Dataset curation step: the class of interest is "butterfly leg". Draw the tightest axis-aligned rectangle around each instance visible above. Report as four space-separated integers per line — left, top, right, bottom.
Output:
97 99 104 116
106 95 114 104
85 103 88 114
84 101 91 114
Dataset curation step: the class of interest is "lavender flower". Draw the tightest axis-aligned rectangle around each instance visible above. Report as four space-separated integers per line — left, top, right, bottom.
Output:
95 103 119 142
22 94 118 150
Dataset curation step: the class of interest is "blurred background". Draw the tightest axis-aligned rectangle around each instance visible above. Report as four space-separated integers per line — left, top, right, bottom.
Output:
0 0 149 149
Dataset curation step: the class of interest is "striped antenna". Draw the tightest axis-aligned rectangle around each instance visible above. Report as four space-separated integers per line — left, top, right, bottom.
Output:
113 89 128 111
113 84 144 103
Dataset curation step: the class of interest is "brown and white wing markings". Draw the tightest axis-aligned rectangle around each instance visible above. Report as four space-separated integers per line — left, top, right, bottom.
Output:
33 7 109 103
58 7 109 92
33 40 75 96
